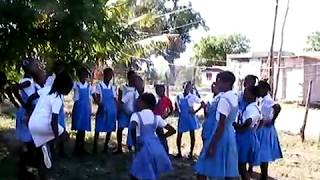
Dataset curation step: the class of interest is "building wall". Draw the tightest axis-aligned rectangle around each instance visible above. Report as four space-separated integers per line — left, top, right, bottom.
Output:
303 58 320 103
227 58 262 91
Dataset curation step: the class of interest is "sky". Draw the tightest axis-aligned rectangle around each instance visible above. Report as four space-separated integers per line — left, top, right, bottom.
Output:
174 0 320 65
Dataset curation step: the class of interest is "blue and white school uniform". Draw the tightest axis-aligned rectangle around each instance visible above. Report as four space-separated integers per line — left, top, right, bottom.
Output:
122 89 140 147
16 77 37 142
130 109 172 180
201 93 221 142
236 102 261 165
71 82 92 131
257 94 282 163
176 93 201 133
29 92 65 147
118 85 136 128
94 82 117 132
194 91 239 178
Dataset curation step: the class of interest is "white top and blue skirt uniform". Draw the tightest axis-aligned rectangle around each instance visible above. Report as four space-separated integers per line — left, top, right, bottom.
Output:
118 85 136 128
71 82 92 131
201 93 221 143
176 93 201 133
130 110 173 180
94 82 117 132
194 91 239 179
256 94 282 163
122 89 139 147
16 77 38 143
236 102 261 165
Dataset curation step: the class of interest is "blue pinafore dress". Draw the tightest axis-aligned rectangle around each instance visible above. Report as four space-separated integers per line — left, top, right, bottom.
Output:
118 86 132 128
236 104 260 165
257 108 282 163
201 95 220 143
131 113 173 180
177 95 200 133
95 84 117 132
16 88 36 142
126 92 138 147
72 84 92 131
194 97 239 178
58 101 65 128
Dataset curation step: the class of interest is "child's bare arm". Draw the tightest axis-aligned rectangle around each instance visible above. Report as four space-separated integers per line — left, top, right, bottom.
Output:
164 124 176 138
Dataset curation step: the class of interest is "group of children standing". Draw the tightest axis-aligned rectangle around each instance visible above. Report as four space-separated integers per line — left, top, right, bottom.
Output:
0 58 283 180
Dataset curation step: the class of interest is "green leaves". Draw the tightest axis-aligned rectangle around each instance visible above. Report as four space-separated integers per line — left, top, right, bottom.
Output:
305 31 320 52
193 33 250 66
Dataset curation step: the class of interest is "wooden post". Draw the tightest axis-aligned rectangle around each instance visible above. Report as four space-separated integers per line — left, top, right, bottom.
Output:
268 0 279 96
300 80 312 142
273 0 290 100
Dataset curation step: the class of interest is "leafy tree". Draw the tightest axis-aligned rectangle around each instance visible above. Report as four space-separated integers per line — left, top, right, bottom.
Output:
193 34 250 66
0 0 136 73
305 31 320 52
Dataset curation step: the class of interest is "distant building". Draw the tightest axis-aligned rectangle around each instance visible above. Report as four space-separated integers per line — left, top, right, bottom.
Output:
200 66 226 86
227 52 320 103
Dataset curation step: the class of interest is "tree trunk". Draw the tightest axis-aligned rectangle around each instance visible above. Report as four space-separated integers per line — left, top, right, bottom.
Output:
268 0 279 96
273 0 290 100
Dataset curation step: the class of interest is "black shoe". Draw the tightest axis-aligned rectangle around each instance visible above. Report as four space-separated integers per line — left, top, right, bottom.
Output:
113 149 123 155
174 153 182 159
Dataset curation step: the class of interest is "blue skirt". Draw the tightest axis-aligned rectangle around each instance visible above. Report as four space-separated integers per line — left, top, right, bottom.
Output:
95 106 116 132
194 127 239 178
236 130 260 165
178 113 200 133
118 112 130 128
256 126 283 163
201 114 217 142
72 102 91 131
59 107 65 129
131 137 173 180
16 108 33 142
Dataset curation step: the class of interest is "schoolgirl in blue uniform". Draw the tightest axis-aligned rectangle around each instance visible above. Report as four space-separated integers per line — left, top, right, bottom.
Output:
93 68 117 153
194 71 239 180
72 67 92 156
130 93 176 180
256 81 282 180
201 81 220 143
234 85 261 180
125 75 144 151
175 81 204 159
115 70 136 154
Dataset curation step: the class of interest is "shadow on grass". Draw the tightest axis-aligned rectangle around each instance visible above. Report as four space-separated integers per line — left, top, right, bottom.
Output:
250 172 277 180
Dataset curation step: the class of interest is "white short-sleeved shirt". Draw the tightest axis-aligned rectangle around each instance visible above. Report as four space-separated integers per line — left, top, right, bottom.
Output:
93 81 116 102
19 78 36 97
216 90 238 122
44 73 56 88
242 102 261 128
261 94 275 121
130 109 167 136
29 92 64 147
176 93 202 112
73 82 92 101
122 89 139 113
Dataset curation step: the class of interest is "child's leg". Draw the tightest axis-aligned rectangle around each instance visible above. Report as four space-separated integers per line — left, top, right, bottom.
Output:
116 128 124 153
79 131 86 151
73 131 81 154
130 175 138 180
189 130 195 157
104 132 111 152
58 141 65 157
176 132 183 157
260 162 269 180
93 132 99 153
248 164 253 173
196 174 207 180
239 163 249 180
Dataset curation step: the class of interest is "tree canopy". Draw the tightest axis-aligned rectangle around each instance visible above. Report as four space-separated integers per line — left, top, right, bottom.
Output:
193 34 250 66
305 31 320 52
